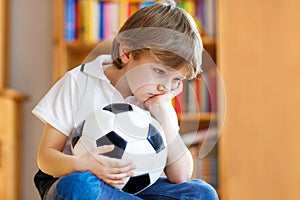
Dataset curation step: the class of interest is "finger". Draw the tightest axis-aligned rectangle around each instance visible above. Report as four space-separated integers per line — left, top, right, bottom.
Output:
104 178 126 186
109 164 136 175
102 172 134 185
105 171 134 180
146 81 183 104
98 155 136 168
166 81 183 99
95 145 114 155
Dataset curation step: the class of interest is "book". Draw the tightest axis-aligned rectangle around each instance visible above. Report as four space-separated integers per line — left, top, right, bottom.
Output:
110 2 120 36
86 0 99 42
78 0 89 41
129 2 139 16
98 1 104 39
139 1 155 8
102 2 119 39
119 2 130 29
184 127 219 187
203 0 216 37
65 0 76 42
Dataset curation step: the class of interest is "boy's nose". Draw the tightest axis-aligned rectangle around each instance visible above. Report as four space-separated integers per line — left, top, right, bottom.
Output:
157 84 170 93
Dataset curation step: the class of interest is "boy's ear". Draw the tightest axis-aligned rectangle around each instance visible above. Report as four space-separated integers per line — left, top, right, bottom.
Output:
119 43 132 64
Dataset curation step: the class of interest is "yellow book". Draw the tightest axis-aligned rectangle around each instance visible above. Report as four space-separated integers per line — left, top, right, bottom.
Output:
78 0 88 41
129 2 139 16
183 0 196 16
119 2 130 29
183 1 203 35
87 0 99 42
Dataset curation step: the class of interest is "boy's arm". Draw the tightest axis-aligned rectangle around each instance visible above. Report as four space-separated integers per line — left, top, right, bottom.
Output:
37 123 82 177
144 101 194 183
37 123 136 185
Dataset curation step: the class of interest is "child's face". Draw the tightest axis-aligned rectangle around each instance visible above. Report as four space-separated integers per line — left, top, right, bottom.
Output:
124 53 186 102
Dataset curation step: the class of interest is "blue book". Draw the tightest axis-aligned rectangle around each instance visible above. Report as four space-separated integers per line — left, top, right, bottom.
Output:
98 2 104 40
139 1 155 9
65 0 76 41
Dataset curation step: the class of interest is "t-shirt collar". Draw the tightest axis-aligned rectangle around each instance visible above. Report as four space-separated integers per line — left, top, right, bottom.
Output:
80 55 112 82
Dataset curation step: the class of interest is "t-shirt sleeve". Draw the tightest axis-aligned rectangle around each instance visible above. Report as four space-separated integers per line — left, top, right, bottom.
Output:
32 72 80 136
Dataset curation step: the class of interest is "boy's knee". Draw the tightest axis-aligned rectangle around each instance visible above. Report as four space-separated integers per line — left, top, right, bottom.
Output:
56 172 102 200
186 180 219 200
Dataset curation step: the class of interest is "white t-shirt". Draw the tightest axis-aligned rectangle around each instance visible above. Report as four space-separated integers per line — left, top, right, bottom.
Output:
32 55 140 154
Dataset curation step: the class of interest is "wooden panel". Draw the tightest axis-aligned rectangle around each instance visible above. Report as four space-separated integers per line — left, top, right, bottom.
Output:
218 0 300 200
0 93 23 200
0 0 9 89
53 0 67 82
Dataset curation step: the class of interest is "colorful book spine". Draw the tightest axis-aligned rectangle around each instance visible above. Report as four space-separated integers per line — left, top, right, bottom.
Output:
102 2 112 39
201 75 210 112
65 0 76 42
65 1 177 42
186 130 219 188
139 1 155 8
110 2 120 36
172 72 216 114
178 0 216 37
78 0 88 41
129 2 139 16
119 2 130 30
203 0 216 37
98 1 104 39
87 0 99 42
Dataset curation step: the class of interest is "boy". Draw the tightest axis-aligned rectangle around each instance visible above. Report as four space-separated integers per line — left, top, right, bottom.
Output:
33 1 219 199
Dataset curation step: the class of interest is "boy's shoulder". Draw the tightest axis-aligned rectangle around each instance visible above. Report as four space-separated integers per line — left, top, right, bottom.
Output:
68 55 112 81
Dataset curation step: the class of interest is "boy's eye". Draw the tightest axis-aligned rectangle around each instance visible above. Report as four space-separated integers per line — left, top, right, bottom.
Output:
154 68 165 75
173 77 185 82
173 78 182 81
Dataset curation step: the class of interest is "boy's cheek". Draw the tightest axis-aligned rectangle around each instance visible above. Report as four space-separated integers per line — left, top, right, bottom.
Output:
125 65 154 92
125 65 170 93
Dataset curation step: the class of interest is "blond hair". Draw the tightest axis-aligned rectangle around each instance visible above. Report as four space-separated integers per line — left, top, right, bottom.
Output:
111 1 203 79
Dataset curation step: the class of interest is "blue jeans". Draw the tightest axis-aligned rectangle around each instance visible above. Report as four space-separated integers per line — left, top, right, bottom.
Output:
43 172 219 200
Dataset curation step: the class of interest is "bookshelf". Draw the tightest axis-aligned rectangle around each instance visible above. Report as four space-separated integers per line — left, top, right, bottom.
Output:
53 0 219 193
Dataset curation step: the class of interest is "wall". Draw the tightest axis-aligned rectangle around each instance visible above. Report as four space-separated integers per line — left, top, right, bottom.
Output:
9 0 53 199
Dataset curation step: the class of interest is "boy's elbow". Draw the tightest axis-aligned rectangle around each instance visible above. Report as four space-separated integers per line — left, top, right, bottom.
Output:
37 157 50 175
37 153 56 177
166 168 192 184
168 174 191 184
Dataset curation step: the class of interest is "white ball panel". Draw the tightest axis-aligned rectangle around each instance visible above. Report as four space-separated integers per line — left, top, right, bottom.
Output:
147 148 168 171
122 144 157 174
83 111 115 140
149 168 165 184
72 137 96 156
115 112 149 139
125 140 156 155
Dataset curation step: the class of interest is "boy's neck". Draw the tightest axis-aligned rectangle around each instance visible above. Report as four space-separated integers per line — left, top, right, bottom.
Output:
104 64 132 98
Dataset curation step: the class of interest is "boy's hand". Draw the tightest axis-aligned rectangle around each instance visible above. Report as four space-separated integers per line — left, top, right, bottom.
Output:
143 81 183 128
144 81 183 105
80 145 136 186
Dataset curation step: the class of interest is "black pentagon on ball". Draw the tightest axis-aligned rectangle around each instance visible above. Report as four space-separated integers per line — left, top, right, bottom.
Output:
122 173 151 194
103 103 133 114
71 120 86 148
147 124 165 153
96 131 127 159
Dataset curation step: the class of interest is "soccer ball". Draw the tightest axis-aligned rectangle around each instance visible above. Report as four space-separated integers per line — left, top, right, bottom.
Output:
71 103 167 194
